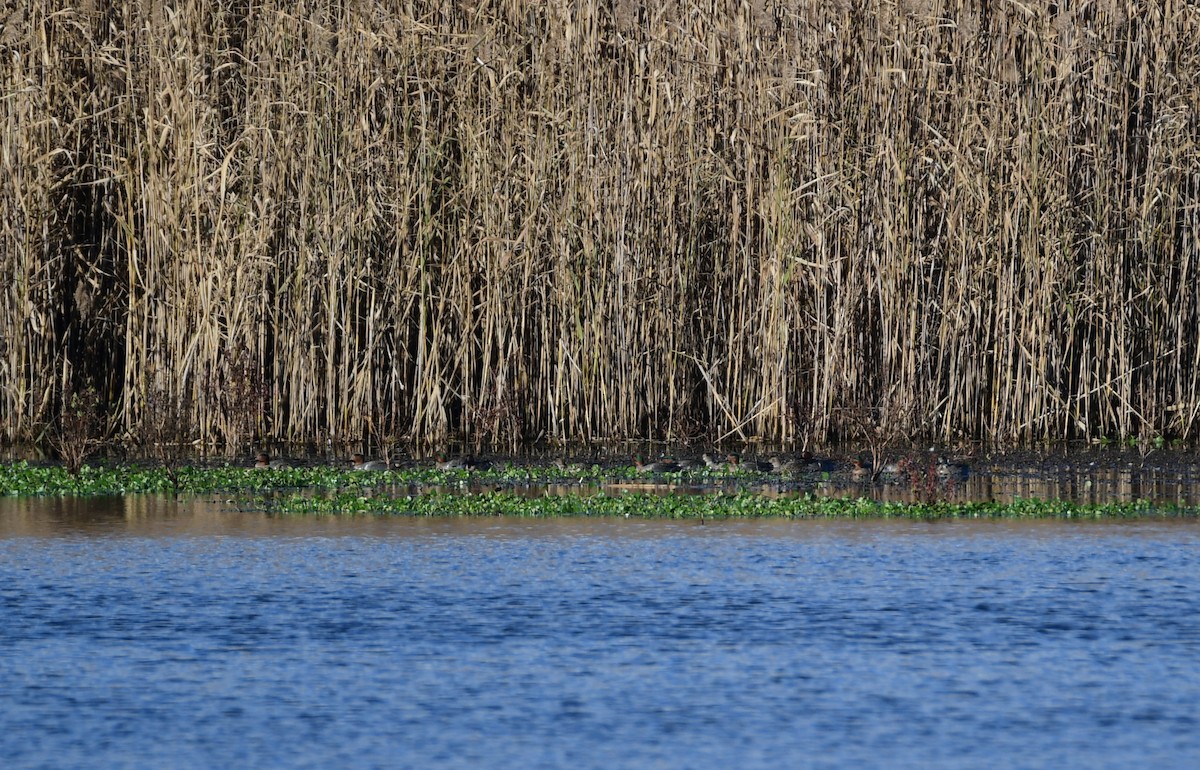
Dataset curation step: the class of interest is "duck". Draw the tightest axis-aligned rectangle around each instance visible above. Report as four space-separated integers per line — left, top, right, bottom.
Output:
850 457 904 479
436 454 489 471
800 450 826 472
935 457 970 479
769 455 798 472
732 455 772 472
771 451 824 473
554 457 597 474
351 453 389 471
253 452 291 469
702 452 736 470
634 455 681 473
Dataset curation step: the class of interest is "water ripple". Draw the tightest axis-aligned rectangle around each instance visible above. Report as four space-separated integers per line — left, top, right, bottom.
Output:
2 513 1199 769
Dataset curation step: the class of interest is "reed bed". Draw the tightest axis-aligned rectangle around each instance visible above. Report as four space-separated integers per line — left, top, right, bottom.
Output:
2 0 1199 450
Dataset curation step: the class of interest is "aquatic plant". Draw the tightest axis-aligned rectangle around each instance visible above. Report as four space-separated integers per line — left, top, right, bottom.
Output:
0 462 372 498
257 490 1181 522
1 459 1194 520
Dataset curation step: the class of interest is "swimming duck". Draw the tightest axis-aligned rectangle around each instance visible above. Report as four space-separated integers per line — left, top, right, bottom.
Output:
737 455 773 472
935 457 970 479
634 455 681 473
702 452 736 470
770 451 824 473
253 453 291 469
800 450 826 472
769 455 798 472
351 453 389 471
436 454 489 471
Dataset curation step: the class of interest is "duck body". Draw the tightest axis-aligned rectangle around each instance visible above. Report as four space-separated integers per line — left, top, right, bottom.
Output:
935 457 970 479
799 451 827 472
351 454 389 471
634 456 681 473
852 457 906 479
253 453 291 469
436 454 489 471
769 456 799 472
770 451 824 473
702 452 736 470
738 456 773 472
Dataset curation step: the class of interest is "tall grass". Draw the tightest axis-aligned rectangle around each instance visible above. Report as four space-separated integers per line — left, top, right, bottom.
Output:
2 0 1198 450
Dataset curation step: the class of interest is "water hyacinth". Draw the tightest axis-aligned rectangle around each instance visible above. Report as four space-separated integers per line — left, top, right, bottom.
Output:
256 490 1171 521
0 458 1190 519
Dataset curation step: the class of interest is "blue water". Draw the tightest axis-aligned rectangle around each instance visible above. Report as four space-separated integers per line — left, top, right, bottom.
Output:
2 499 1199 769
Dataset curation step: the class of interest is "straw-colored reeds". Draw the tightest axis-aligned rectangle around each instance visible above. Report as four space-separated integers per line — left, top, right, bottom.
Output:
2 0 1199 450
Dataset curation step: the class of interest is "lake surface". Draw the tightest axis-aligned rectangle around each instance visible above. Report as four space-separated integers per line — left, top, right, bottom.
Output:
3 496 1200 769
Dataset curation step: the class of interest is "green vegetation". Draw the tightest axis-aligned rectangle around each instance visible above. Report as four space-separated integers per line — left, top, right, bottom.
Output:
0 462 1191 520
3 1 1199 453
0 462 356 497
260 490 1179 521
0 459 786 497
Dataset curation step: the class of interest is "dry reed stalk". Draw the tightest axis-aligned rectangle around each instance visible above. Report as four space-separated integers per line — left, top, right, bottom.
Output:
2 0 1199 451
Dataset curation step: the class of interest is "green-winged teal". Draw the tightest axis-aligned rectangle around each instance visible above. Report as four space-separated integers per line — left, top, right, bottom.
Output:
436 454 468 470
935 457 969 478
634 455 681 473
351 453 389 471
436 454 490 471
769 455 798 472
254 452 291 469
702 452 736 470
740 456 773 472
851 457 904 478
771 451 824 473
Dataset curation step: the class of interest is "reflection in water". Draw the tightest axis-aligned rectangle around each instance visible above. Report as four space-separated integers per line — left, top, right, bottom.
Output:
515 460 1200 507
818 461 1200 506
471 447 1200 506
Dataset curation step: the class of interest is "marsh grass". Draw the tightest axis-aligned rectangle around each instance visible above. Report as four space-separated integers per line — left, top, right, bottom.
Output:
3 1 1199 450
